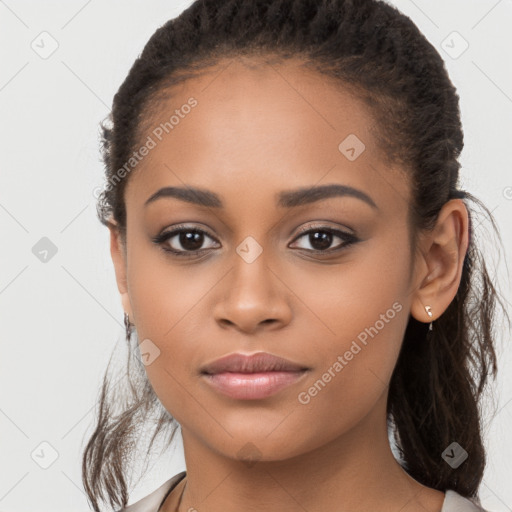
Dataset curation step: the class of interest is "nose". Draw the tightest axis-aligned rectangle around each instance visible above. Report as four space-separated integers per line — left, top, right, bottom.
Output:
213 251 292 335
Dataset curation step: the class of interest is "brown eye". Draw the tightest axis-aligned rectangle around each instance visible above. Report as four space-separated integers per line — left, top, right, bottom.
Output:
176 230 206 251
153 226 220 256
290 227 358 253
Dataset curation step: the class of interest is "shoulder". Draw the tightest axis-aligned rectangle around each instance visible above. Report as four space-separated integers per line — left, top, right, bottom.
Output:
116 471 187 512
442 490 491 512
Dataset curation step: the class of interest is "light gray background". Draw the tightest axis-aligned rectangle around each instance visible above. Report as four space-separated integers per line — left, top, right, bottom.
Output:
1 1 511 511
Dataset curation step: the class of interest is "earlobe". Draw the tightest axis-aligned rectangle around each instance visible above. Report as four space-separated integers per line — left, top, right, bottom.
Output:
108 221 134 321
410 199 469 326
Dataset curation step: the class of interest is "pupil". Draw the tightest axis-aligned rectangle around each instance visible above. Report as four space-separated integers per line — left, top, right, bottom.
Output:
180 231 203 251
310 231 332 250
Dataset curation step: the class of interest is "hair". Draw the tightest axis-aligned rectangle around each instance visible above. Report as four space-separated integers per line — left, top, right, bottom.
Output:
83 0 511 510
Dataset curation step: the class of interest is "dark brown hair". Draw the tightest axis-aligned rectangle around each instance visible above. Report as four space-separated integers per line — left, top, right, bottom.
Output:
83 0 510 510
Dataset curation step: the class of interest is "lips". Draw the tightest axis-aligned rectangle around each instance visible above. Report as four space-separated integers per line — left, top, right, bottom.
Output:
199 352 311 400
200 351 310 375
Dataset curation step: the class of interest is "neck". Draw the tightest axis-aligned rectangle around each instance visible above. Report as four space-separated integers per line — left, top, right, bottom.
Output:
166 392 444 512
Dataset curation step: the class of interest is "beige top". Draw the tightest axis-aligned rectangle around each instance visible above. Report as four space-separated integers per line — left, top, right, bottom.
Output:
117 471 489 512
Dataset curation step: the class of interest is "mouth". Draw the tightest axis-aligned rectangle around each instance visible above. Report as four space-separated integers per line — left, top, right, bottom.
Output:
201 369 310 400
199 351 311 400
200 351 310 374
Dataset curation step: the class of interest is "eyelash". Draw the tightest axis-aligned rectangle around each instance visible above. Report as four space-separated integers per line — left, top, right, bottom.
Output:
152 224 359 258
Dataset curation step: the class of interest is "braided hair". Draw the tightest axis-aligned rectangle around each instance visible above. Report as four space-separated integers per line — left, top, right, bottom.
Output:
83 1 509 510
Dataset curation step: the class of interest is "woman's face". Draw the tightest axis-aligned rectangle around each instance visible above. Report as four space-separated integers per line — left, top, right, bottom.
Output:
113 57 424 461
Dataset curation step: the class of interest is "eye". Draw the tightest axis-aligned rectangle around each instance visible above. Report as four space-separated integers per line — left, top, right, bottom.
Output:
152 224 359 258
152 225 220 256
289 226 358 254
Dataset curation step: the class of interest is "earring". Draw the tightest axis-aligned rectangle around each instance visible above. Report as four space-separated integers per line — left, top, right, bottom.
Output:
124 312 133 340
425 305 433 331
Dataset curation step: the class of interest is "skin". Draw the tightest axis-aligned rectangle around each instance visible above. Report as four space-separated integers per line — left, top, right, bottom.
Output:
108 56 469 512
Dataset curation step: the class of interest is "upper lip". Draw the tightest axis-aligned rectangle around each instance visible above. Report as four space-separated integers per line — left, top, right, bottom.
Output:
200 352 310 375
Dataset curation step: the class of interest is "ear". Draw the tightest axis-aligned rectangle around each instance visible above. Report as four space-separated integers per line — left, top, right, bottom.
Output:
108 220 134 322
410 198 469 325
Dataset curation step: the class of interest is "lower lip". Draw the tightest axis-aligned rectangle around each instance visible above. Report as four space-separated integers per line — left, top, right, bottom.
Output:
202 371 308 400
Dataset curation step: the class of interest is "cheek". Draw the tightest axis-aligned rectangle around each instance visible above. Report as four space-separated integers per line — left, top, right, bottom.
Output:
125 244 222 422
289 235 412 415
127 240 215 340
290 229 411 342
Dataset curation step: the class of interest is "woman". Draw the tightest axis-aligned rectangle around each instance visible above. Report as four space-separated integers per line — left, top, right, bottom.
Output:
82 0 509 511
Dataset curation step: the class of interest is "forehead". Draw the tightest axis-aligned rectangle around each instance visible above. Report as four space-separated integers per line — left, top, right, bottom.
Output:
126 56 410 215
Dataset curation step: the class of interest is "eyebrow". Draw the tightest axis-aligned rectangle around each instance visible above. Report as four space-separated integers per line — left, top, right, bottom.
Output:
144 183 378 210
